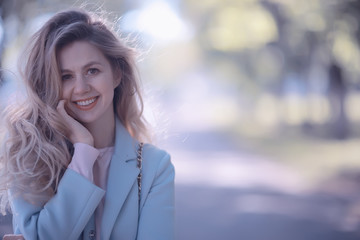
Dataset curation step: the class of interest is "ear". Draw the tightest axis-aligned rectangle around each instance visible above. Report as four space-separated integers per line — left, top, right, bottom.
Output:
113 71 122 88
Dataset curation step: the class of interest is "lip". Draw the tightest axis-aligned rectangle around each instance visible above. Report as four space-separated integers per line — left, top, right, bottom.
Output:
73 96 99 110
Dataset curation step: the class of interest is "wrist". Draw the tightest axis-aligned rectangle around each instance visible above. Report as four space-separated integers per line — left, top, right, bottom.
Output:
82 137 94 147
72 136 94 147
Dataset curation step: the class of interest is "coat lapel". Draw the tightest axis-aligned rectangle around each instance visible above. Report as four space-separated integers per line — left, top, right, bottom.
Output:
100 118 139 240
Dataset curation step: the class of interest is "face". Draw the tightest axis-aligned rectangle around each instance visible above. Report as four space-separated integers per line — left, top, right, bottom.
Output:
58 41 120 126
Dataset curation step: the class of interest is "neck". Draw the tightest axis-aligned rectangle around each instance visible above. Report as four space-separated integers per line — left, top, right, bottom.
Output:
84 113 116 149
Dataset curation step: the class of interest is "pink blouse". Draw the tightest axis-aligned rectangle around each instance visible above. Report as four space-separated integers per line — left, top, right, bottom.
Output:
68 143 114 240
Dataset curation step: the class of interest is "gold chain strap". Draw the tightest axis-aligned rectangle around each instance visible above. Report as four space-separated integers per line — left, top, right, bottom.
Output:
137 142 144 201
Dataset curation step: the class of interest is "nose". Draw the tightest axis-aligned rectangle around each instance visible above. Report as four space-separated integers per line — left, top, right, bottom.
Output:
73 75 90 94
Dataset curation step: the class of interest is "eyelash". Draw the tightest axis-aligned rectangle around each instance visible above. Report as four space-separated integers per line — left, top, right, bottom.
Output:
87 68 99 75
62 74 72 81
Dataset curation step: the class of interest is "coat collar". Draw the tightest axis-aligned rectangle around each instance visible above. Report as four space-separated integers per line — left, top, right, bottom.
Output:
100 118 140 239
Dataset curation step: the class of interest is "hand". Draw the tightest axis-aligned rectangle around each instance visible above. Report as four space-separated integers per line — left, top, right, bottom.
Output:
57 100 94 146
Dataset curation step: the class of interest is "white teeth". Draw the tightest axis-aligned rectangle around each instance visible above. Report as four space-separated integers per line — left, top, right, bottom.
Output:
76 97 97 106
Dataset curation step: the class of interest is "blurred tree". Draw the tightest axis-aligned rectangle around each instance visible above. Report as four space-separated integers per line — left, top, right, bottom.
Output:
328 61 349 139
0 0 37 85
182 0 360 139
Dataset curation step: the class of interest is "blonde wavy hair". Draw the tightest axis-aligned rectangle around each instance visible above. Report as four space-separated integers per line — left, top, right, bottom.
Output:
0 9 148 214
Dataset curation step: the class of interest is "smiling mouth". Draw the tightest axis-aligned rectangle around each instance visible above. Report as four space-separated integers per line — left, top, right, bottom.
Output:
73 97 98 110
75 97 97 106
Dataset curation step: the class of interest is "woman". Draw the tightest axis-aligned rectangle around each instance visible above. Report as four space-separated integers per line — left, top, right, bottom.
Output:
0 8 174 240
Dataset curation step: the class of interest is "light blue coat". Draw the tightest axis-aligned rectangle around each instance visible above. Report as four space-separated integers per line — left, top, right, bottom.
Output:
10 118 175 240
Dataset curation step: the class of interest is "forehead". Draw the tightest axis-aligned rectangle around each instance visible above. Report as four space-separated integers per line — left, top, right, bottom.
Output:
58 41 109 69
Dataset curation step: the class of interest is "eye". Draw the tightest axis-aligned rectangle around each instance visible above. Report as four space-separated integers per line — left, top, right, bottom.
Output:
87 68 99 75
61 74 72 81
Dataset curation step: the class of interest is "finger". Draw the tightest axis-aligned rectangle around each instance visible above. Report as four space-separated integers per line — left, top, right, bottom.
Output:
56 99 66 113
57 100 73 122
57 99 65 108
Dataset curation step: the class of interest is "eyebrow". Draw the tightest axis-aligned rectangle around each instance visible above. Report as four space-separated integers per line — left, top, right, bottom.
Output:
60 61 103 72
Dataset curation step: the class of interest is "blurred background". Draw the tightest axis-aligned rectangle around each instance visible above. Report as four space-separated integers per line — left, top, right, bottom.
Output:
1 0 360 239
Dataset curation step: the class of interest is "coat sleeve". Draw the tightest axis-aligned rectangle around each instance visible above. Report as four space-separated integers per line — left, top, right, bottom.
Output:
10 169 105 240
136 149 175 240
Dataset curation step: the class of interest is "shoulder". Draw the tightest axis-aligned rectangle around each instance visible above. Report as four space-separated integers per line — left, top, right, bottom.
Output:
142 144 172 169
141 143 174 181
142 144 170 162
